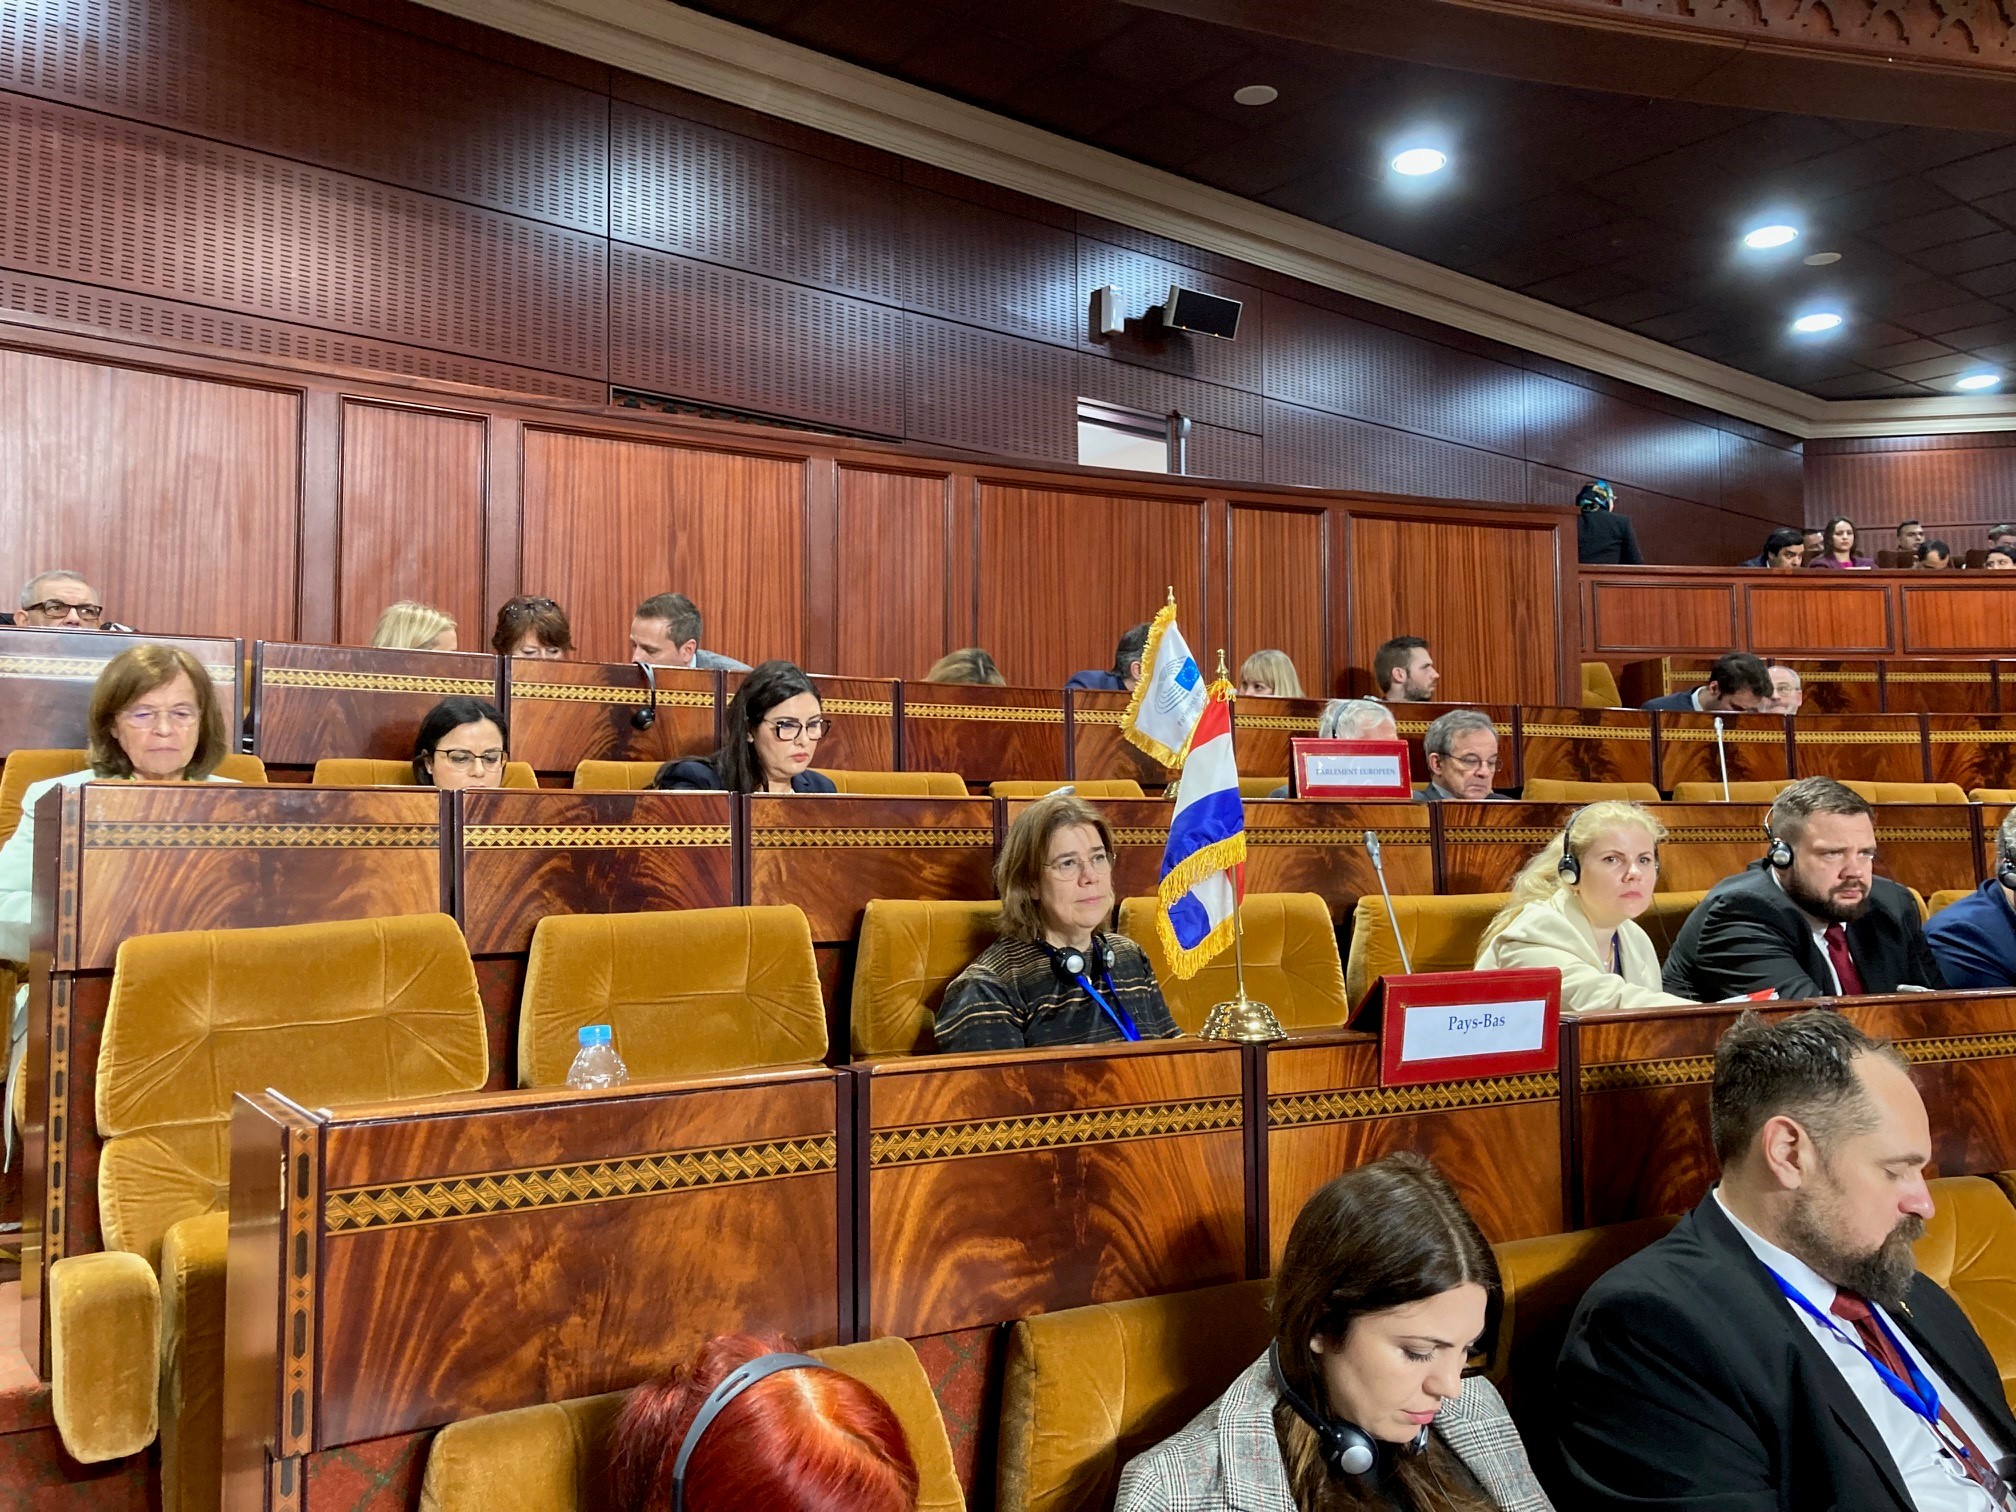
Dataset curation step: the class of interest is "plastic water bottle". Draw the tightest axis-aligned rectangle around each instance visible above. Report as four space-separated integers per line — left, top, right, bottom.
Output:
565 1024 628 1090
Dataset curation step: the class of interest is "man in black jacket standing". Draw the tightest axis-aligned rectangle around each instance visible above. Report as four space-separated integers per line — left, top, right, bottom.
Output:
1557 1010 2016 1509
1662 776 1943 1001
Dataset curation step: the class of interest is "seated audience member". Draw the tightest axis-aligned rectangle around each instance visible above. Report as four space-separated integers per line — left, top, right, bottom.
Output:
1807 516 1873 570
924 647 1004 685
411 697 509 791
1065 623 1150 693
490 595 572 658
1985 548 2016 571
1474 802 1692 1013
1576 478 1643 566
1557 1010 2016 1510
935 790 1178 1052
1661 777 1942 1002
652 660 837 795
1639 650 1771 714
1924 811 2016 989
1992 523 2016 554
1895 518 1926 556
1118 1153 1552 1511
371 600 457 651
1237 648 1305 699
0 645 237 1138
1800 525 1824 564
629 591 750 672
1917 539 1953 570
1270 699 1398 798
1422 710 1504 801
1742 528 1806 570
1374 636 1439 703
607 1332 920 1512
5 568 128 630
1766 663 1804 715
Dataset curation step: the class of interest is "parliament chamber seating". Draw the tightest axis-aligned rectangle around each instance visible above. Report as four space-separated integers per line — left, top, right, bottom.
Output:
1973 788 2016 803
1669 779 1794 801
1580 661 1622 709
1118 892 1348 1033
50 913 486 1510
1520 778 1661 802
1842 780 1969 804
0 748 268 843
1238 775 1287 799
849 898 998 1056
570 758 661 789
991 778 1146 799
569 760 969 794
1916 1177 2016 1407
516 905 827 1085
312 755 538 788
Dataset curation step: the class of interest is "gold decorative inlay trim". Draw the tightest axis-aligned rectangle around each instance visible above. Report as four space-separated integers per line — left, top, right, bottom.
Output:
1895 1031 2016 1067
1444 826 1561 844
1660 827 1779 842
1792 731 1924 745
1269 1073 1559 1125
1112 826 1170 844
1396 720 1511 737
1520 722 1651 741
263 668 494 696
1660 727 1787 744
1930 730 2016 744
324 1136 837 1232
511 683 711 708
905 704 1064 724
1586 1031 2016 1093
753 826 991 848
870 1097 1241 1165
84 820 437 848
1889 671 1992 683
1873 827 1970 843
1234 715 1321 732
1074 710 1126 726
1254 827 1430 845
464 824 732 848
0 654 234 681
821 698 894 716
1802 672 1880 683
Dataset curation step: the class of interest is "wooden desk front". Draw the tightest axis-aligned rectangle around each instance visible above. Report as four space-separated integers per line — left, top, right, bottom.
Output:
252 642 501 771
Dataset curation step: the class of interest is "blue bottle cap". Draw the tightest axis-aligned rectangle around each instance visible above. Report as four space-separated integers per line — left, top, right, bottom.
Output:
578 1024 612 1048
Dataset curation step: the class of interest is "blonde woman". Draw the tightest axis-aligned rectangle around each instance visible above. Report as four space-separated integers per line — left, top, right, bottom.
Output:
1474 801 1692 1013
1237 649 1305 699
371 600 457 651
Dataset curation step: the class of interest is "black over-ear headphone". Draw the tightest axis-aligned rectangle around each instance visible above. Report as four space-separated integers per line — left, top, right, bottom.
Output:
632 660 659 731
670 1352 829 1511
1045 936 1117 979
1998 831 2016 893
1268 1342 1427 1480
1556 808 1583 885
1765 821 1794 870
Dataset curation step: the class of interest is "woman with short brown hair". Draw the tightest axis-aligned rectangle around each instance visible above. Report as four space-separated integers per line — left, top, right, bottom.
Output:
490 595 573 658
934 790 1177 1053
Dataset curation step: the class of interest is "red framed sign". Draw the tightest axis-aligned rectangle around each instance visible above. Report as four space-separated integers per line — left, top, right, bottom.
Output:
1353 968 1562 1086
1290 738 1411 799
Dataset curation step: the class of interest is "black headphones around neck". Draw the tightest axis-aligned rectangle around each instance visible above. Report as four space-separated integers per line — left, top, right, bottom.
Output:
1268 1341 1427 1481
1043 936 1117 980
1998 834 2016 893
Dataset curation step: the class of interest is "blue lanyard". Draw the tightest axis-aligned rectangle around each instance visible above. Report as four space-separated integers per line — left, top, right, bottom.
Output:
1075 968 1140 1042
1764 1269 1943 1429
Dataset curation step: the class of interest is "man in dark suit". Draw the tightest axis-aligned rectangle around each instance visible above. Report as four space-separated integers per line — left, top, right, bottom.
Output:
1925 810 2016 989
1557 1010 2016 1509
1662 777 1943 1002
1065 622 1149 693
1640 650 1772 713
1576 479 1645 564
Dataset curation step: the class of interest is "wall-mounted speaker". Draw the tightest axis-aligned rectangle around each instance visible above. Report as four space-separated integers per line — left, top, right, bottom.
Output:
1162 285 1242 340
1092 284 1125 337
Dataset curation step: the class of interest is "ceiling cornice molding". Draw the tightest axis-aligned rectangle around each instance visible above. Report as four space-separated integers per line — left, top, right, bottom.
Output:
414 0 2016 442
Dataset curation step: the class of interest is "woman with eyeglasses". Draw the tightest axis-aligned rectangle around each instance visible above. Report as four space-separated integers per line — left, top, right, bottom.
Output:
651 660 839 795
934 790 1178 1053
411 697 510 791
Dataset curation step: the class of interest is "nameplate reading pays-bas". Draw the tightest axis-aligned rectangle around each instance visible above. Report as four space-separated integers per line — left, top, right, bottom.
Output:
1350 968 1563 1087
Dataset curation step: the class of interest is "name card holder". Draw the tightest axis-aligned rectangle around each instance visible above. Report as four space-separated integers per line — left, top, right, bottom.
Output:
1353 969 1562 1086
1290 738 1412 799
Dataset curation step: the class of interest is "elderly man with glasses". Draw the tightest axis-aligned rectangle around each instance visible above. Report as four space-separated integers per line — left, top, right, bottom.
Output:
1421 709 1507 802
6 569 129 630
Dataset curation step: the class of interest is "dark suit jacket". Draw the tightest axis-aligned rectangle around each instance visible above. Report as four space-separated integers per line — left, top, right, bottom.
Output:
1640 689 1700 713
1578 509 1644 565
1064 669 1127 692
1924 879 2016 989
649 759 837 794
1557 1193 2016 1511
1661 860 1942 1001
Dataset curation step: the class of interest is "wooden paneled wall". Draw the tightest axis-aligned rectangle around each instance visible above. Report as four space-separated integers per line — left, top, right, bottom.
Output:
1806 434 2016 549
0 0 1801 571
0 323 1580 701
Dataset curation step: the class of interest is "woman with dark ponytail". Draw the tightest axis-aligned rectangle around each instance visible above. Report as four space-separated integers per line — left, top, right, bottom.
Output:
1117 1153 1551 1511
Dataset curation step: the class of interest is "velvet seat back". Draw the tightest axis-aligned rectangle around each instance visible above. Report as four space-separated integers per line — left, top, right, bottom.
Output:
850 899 1000 1057
311 756 536 788
0 748 267 844
1118 892 1347 1034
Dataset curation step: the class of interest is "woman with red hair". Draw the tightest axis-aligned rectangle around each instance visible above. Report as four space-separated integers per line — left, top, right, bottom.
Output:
607 1333 920 1512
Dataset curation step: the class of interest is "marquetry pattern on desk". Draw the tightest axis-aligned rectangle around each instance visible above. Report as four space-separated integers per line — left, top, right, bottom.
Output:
511 683 709 707
0 653 235 682
751 827 992 849
1583 1030 2016 1094
1269 1074 1560 1127
82 820 439 848
869 1097 1242 1167
261 668 495 696
904 704 1063 723
462 823 732 848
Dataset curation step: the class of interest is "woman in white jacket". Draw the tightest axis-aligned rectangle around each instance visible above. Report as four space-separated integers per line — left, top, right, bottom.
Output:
1473 800 1693 1013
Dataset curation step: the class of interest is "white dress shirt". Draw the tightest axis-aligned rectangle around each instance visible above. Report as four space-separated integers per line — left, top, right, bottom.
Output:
1716 1188 2006 1510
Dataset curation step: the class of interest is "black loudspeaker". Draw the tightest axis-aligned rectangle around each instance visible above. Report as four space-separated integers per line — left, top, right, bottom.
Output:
1161 284 1242 340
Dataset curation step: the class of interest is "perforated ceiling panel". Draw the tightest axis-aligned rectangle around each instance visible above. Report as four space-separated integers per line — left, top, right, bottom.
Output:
905 314 1076 461
1263 398 1530 502
611 243 903 436
613 102 901 305
0 0 610 232
0 93 607 376
899 183 1079 347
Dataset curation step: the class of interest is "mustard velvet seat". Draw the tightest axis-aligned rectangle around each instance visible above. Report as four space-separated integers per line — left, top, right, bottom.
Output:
52 913 486 1511
1972 789 2016 804
850 898 999 1058
416 1336 966 1512
311 756 537 788
1929 889 1972 917
0 748 268 844
572 759 662 790
1928 1175 2016 1406
990 780 1145 799
1580 662 1622 709
1238 776 1287 800
1117 892 1347 1034
1520 779 1661 802
570 762 967 794
517 905 827 1086
1840 780 1969 805
1670 780 1795 802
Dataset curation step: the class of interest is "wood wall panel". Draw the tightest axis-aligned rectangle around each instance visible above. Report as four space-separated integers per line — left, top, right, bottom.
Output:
834 467 950 681
1229 505 1326 696
337 402 486 645
1586 580 1735 654
0 346 300 640
519 428 806 666
1746 582 1892 653
1902 585 2016 653
975 484 1204 688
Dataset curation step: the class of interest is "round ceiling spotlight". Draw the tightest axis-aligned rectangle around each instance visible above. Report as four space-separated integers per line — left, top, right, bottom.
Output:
1956 372 2002 391
1743 224 1800 250
1790 311 1844 334
1390 147 1449 176
1803 251 1842 266
1232 84 1278 106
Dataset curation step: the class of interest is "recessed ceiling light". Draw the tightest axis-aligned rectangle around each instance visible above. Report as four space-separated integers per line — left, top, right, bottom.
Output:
1790 311 1844 334
1232 84 1278 106
1390 147 1449 176
1956 371 2002 391
1803 251 1842 266
1743 224 1800 250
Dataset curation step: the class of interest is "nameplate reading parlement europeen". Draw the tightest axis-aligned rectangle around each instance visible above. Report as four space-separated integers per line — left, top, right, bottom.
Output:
1290 738 1412 800
1352 968 1563 1086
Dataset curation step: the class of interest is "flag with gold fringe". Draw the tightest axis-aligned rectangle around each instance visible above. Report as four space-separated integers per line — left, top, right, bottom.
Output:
1154 678 1246 979
1121 595 1209 768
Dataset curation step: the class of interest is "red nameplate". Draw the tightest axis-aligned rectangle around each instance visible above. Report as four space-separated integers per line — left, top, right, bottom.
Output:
1291 738 1412 799
1353 968 1563 1086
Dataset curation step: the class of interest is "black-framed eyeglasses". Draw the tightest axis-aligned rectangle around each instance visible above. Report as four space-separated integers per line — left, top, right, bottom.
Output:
762 717 830 741
25 599 103 622
434 747 507 771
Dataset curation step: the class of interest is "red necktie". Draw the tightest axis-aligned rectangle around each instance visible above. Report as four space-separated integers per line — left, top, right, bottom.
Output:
1825 923 1866 996
1831 1291 2009 1503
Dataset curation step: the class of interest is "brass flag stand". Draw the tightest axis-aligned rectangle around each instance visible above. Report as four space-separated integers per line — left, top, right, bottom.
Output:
1198 648 1286 1043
